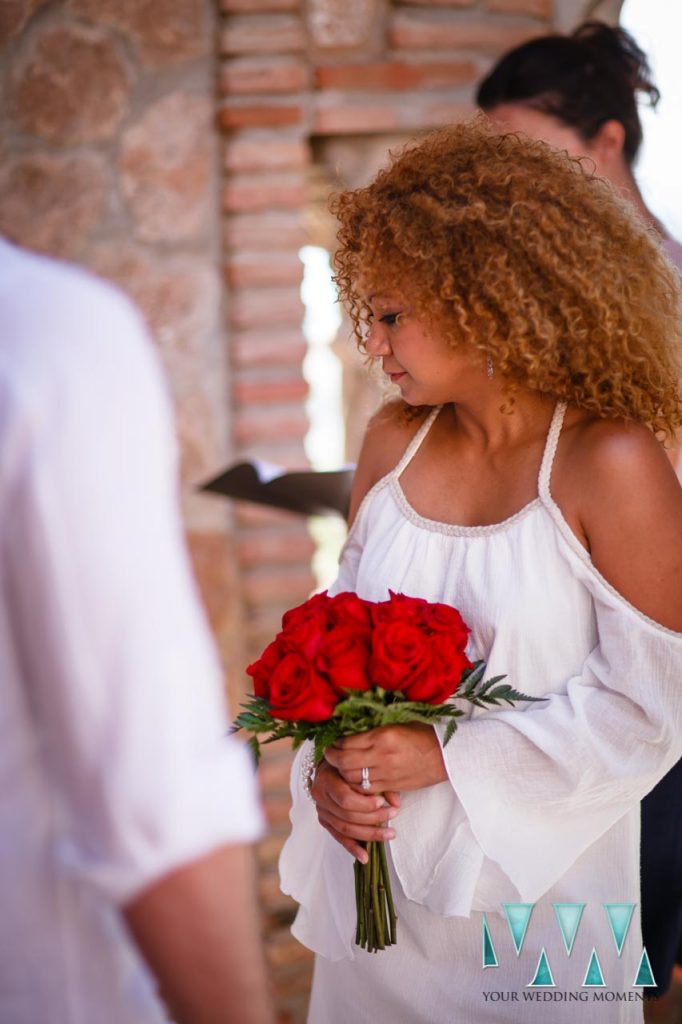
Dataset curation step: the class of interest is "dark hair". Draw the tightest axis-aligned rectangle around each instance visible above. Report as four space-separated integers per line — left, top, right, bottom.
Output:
476 21 660 165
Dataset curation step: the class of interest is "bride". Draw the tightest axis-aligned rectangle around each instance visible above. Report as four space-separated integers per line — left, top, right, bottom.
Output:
279 118 682 1022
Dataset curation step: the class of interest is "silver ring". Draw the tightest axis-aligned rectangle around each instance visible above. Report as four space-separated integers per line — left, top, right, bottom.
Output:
361 766 371 791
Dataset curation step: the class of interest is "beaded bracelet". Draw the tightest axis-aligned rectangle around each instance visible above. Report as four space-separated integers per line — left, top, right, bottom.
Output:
300 745 317 800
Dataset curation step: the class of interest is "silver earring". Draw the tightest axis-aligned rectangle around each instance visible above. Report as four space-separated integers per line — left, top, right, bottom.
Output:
486 354 494 380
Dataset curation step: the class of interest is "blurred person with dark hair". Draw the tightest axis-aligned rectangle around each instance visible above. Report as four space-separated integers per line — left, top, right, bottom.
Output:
0 239 274 1024
477 21 682 272
478 23 682 1002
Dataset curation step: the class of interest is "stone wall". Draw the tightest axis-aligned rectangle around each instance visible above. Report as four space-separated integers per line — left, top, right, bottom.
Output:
0 0 245 686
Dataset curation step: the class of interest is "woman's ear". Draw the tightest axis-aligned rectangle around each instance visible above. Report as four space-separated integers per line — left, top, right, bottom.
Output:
588 119 627 167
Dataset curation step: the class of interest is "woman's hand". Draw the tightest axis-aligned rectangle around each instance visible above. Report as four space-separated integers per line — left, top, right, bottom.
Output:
311 761 400 863
325 723 448 795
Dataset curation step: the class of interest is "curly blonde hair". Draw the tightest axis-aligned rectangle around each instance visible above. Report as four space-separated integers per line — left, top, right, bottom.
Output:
331 116 682 438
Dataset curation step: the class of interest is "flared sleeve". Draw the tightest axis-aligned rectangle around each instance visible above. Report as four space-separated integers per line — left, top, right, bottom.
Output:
422 564 682 906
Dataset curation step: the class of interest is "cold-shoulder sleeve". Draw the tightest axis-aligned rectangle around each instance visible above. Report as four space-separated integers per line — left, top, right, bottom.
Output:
425 565 682 905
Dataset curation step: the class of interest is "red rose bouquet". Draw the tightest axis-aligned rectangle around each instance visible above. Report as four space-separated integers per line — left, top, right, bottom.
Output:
235 590 540 953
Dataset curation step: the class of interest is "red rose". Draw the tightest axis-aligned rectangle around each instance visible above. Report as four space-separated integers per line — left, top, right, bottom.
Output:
282 590 328 629
372 591 428 627
246 638 283 700
279 592 330 660
317 624 372 695
403 634 472 703
327 591 373 629
421 601 470 642
371 621 432 691
268 652 338 722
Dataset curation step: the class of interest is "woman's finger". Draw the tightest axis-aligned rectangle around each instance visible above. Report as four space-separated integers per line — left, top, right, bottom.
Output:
331 731 378 750
318 822 369 863
325 745 382 774
313 763 395 818
316 805 396 846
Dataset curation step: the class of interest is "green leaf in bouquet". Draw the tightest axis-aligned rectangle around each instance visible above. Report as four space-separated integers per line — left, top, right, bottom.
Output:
442 718 460 746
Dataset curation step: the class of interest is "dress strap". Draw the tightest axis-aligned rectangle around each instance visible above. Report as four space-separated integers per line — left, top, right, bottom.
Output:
538 401 567 503
393 405 442 478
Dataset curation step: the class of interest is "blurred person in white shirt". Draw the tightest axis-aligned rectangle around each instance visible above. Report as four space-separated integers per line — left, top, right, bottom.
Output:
0 239 274 1024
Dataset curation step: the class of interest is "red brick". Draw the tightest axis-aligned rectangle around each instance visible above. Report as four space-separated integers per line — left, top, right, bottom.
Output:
393 0 475 5
225 138 309 173
259 735 299 760
272 965 315 1000
264 793 293 828
225 211 308 251
238 529 316 566
221 56 308 95
236 502 309 528
185 530 241 643
243 565 316 606
229 287 304 330
257 833 288 869
234 405 309 445
234 375 308 405
389 12 540 52
219 103 304 130
266 930 314 969
232 328 308 369
315 59 477 91
313 102 401 134
259 751 299 790
235 374 308 405
259 870 298 912
220 15 305 55
223 172 307 213
422 100 476 127
221 0 299 9
226 250 303 287
487 0 551 15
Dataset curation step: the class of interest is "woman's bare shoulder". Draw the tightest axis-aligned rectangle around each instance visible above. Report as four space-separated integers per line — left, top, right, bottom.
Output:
555 412 682 629
347 401 430 527
558 413 679 497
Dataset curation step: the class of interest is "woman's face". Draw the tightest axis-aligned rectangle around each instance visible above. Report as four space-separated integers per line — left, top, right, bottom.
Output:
486 103 610 177
364 294 483 405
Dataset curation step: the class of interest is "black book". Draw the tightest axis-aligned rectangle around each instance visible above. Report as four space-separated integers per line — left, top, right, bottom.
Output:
200 458 354 518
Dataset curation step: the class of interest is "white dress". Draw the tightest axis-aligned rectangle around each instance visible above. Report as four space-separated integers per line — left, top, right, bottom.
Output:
279 402 682 1023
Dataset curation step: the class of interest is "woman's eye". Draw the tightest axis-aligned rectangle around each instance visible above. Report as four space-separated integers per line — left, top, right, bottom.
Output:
379 312 401 326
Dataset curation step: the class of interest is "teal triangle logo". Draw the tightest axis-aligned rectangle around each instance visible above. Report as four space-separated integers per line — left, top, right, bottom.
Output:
582 948 606 987
553 903 585 956
604 903 635 956
503 903 534 956
482 914 498 968
633 948 656 987
528 948 555 987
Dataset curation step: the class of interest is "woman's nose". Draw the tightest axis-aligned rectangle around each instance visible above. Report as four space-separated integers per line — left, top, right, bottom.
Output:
365 324 391 357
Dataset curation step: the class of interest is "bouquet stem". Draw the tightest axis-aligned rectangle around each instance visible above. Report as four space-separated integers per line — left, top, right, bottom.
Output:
354 841 397 953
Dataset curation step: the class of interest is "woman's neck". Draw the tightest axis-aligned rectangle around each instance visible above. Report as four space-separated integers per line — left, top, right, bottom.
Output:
610 162 668 239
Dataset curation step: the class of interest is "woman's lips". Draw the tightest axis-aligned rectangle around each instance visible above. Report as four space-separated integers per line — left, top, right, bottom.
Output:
388 372 406 383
